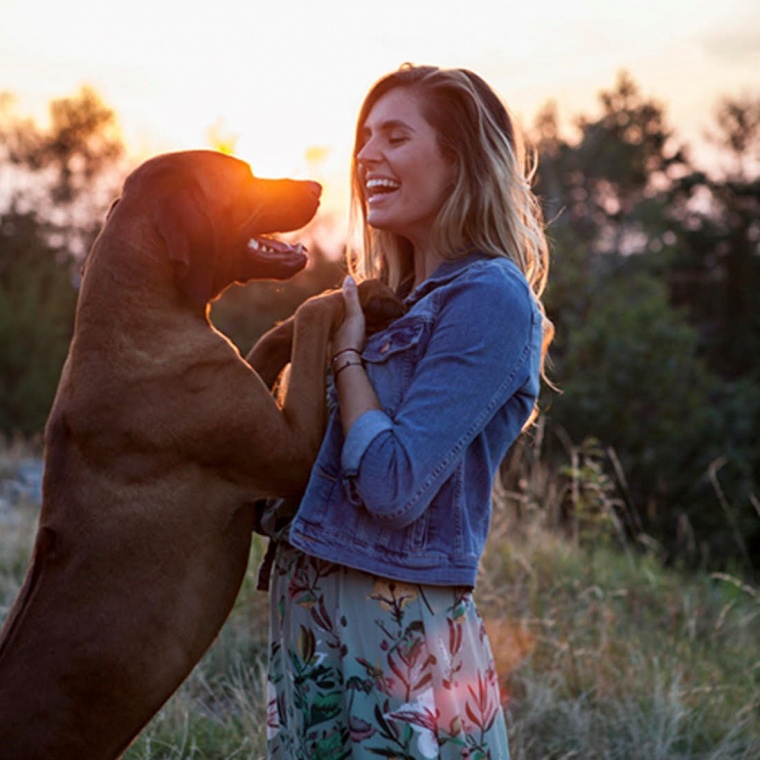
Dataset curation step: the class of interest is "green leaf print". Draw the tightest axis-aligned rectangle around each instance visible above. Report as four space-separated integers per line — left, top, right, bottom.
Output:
308 689 343 726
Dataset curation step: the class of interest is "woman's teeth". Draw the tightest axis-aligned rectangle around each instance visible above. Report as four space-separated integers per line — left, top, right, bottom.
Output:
366 178 400 197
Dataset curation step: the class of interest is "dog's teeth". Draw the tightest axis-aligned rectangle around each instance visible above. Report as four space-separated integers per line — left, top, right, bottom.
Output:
249 238 306 257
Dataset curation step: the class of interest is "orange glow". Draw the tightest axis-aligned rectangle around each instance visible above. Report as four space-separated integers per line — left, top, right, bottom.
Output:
482 617 535 706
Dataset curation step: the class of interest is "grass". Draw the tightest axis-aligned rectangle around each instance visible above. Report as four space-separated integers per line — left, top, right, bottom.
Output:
1 438 758 759
482 517 760 759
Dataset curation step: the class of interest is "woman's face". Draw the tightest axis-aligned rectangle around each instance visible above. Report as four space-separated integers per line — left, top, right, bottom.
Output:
356 87 454 249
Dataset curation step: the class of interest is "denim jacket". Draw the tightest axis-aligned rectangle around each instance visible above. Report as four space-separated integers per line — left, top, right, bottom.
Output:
287 252 543 587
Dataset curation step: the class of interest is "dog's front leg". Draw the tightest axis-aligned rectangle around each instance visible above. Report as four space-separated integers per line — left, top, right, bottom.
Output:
241 282 404 492
275 281 405 476
275 291 344 477
245 318 295 390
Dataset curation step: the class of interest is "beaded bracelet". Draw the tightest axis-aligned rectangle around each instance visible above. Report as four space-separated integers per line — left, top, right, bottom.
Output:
333 359 364 378
331 347 362 365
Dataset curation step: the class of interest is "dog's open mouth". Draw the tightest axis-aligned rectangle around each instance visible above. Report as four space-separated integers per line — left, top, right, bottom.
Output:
248 236 306 260
245 235 308 279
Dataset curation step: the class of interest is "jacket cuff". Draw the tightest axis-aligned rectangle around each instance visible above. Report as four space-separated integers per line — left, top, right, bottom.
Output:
341 409 393 475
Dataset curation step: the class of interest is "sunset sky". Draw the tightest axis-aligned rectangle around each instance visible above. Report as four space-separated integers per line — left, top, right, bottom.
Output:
1 0 759 221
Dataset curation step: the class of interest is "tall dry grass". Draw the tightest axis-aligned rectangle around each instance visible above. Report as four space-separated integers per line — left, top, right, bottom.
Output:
483 426 760 759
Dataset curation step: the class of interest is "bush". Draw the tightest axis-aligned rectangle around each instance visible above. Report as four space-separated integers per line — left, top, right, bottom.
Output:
0 207 78 436
547 268 759 569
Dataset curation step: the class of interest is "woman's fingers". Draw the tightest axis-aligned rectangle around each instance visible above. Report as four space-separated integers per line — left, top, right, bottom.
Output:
342 275 361 313
335 276 366 351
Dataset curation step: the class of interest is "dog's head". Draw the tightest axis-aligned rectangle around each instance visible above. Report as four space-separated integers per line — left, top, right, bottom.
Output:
120 150 321 306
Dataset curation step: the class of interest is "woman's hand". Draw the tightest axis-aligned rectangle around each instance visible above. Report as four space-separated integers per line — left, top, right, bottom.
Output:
332 276 382 436
333 276 366 354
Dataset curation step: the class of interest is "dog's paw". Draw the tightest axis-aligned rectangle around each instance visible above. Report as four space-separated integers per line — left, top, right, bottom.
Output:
358 279 407 335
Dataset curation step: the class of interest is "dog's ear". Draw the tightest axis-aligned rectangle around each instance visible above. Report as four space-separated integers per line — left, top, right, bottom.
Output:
153 189 217 306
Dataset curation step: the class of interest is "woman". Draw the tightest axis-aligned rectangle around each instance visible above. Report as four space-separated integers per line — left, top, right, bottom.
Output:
266 64 553 758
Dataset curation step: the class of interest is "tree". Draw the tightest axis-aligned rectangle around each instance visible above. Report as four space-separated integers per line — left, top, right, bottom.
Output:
1 86 124 201
0 206 78 435
667 95 760 379
533 75 760 570
534 71 689 262
0 87 126 437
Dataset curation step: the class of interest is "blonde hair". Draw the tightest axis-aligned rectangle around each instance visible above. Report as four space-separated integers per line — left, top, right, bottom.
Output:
348 64 554 409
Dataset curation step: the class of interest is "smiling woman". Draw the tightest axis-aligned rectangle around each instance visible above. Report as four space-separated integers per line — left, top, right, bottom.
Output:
263 63 553 759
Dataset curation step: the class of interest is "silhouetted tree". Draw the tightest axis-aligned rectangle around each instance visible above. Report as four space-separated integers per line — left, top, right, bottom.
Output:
0 87 126 436
667 95 760 379
1 86 123 202
535 71 689 260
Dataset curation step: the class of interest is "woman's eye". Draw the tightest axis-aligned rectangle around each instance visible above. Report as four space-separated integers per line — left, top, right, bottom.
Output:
388 135 408 146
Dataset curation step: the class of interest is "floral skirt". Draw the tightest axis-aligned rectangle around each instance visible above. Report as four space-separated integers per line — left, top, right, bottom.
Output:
266 542 510 759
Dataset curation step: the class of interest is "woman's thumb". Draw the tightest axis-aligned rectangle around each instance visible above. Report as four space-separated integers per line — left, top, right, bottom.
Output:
342 275 360 312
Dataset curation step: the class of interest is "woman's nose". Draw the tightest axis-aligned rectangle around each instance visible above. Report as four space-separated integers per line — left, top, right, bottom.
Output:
357 138 380 165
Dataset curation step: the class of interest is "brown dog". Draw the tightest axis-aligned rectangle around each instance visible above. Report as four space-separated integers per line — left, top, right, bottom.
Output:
0 150 402 758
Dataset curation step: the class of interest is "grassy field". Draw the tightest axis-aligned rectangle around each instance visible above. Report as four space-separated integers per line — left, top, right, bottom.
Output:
1 443 758 759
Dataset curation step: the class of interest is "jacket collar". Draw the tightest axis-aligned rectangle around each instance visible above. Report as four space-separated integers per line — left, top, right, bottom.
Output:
402 250 490 306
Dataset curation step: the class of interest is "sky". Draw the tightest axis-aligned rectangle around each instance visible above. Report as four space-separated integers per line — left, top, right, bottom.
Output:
1 0 759 223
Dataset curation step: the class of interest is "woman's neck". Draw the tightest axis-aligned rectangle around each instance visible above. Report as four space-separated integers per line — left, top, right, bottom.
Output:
412 246 446 290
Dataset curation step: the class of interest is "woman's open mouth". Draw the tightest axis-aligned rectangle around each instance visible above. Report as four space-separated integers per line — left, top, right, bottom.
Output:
365 177 400 203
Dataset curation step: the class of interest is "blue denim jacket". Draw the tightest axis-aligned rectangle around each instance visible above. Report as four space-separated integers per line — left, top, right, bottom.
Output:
288 252 543 587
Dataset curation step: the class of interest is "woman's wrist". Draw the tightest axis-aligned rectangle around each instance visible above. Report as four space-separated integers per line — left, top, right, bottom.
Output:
333 359 364 379
331 347 364 376
332 346 362 363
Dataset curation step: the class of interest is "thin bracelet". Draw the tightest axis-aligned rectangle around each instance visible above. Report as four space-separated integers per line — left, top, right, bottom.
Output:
332 347 362 364
334 359 364 378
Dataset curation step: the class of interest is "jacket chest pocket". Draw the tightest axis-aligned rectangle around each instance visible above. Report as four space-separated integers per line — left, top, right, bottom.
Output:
363 316 430 413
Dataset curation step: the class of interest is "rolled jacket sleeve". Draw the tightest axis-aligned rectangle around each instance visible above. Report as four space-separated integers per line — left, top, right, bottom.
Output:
341 409 393 474
340 263 539 529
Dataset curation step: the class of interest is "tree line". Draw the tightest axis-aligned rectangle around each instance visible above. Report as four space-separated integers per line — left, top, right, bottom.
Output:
1 74 758 573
